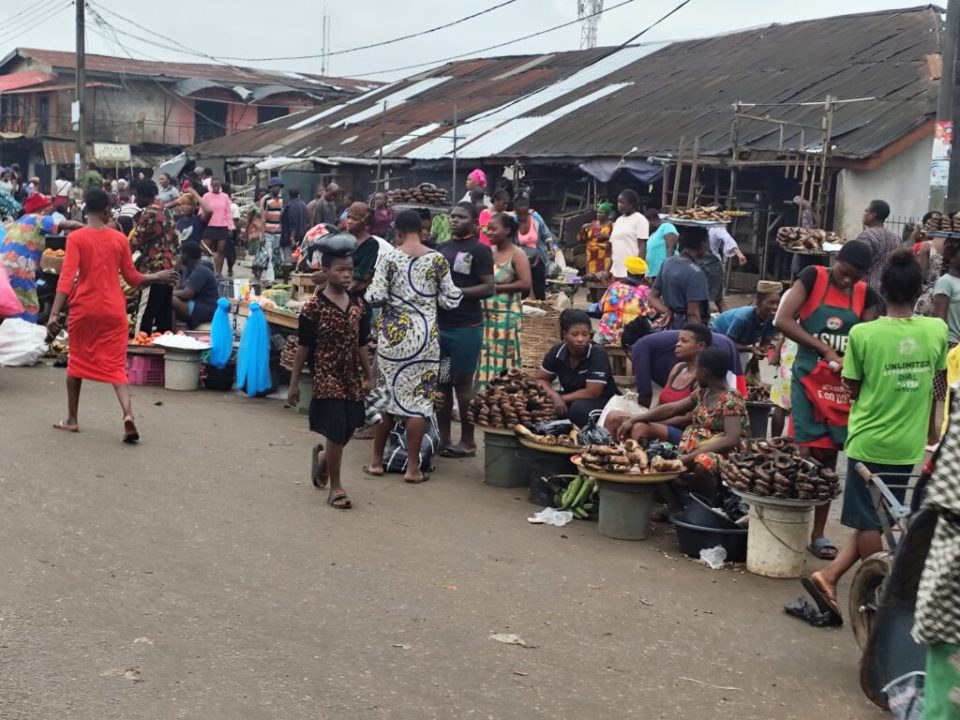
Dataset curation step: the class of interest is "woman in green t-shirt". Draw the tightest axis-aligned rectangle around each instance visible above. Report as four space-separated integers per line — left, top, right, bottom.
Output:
804 250 948 622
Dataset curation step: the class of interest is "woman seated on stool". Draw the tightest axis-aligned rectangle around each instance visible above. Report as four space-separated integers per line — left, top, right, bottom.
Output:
535 309 618 426
173 242 220 329
621 347 748 501
596 255 652 347
677 348 749 499
605 322 712 443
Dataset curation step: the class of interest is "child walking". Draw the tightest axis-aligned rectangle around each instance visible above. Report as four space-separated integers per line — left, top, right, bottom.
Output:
289 239 374 509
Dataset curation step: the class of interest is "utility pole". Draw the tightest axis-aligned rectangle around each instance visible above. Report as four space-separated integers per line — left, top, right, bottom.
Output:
451 105 458 199
74 0 86 178
935 1 960 211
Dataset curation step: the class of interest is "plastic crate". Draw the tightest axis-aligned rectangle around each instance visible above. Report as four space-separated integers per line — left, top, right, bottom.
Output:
126 353 164 386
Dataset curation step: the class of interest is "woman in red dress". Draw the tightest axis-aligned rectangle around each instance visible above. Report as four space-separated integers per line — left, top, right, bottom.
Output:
47 189 178 442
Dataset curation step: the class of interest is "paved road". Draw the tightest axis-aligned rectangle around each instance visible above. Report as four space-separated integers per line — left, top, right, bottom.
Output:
0 365 884 719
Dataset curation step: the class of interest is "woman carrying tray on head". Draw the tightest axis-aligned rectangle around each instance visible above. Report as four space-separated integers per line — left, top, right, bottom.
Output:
774 240 881 560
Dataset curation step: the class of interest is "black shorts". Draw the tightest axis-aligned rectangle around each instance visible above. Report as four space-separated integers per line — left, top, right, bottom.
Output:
309 398 365 445
203 225 230 244
840 457 912 531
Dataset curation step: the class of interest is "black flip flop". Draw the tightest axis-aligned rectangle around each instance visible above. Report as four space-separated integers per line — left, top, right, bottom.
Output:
438 446 476 459
327 489 352 509
311 444 328 488
405 472 430 484
801 576 843 625
362 465 384 477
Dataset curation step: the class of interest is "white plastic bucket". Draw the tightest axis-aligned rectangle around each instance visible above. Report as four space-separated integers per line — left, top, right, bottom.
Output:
163 349 202 391
746 500 812 578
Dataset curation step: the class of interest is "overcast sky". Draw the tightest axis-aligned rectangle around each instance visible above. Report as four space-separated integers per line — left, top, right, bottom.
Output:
0 0 927 81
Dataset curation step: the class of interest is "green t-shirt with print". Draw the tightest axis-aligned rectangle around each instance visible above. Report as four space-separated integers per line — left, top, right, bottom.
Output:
843 316 948 465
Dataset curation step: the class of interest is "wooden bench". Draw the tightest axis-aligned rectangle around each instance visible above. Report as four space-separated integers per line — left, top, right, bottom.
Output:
605 345 635 388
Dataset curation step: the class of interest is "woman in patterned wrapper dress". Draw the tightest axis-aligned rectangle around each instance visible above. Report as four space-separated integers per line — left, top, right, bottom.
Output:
476 212 531 389
577 202 614 274
364 210 463 484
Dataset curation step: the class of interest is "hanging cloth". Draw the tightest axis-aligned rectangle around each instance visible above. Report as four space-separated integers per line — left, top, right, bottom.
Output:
208 297 233 369
236 302 272 396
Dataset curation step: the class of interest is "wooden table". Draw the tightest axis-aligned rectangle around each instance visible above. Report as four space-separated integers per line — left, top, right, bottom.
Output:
585 281 610 304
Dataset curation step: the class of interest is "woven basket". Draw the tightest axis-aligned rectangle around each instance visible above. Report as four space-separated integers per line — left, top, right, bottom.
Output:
520 305 561 369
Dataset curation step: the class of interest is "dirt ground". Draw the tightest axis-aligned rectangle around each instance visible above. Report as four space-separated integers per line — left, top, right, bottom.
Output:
0 364 886 720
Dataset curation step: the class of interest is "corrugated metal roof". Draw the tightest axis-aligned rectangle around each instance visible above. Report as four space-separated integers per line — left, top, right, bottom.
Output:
2 48 379 94
0 69 54 92
190 5 942 163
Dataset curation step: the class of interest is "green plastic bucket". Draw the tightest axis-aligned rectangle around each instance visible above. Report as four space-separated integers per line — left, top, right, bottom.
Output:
483 432 528 487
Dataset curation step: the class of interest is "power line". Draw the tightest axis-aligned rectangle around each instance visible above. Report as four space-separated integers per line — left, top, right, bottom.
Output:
0 0 72 43
217 1 522 62
91 0 640 82
89 0 521 65
345 0 640 78
0 0 60 34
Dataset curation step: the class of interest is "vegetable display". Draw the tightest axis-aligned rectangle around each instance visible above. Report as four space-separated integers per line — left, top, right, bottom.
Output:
721 438 840 501
466 369 557 429
554 475 599 519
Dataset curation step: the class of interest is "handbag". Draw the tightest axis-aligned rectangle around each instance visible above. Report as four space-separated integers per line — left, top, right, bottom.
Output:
798 361 851 427
0 262 23 319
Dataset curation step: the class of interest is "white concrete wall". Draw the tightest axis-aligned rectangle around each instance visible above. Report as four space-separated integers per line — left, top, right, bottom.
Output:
835 135 933 239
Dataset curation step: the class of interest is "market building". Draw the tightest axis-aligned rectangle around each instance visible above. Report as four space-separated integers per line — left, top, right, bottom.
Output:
189 5 940 285
0 47 377 184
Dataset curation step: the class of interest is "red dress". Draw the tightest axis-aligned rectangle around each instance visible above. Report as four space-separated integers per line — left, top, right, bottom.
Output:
57 226 144 383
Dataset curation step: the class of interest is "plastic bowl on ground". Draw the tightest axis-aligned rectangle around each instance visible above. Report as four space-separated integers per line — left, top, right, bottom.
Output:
670 512 748 563
683 492 740 530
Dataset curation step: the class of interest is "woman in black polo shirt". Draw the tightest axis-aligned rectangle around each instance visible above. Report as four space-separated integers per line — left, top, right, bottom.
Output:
535 309 618 426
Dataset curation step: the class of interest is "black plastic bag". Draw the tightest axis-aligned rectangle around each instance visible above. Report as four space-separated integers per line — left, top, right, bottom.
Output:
532 419 574 436
384 417 440 473
647 441 679 460
529 474 577 507
577 409 612 445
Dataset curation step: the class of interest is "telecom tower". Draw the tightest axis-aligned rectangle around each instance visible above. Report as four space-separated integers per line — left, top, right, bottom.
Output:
578 0 604 49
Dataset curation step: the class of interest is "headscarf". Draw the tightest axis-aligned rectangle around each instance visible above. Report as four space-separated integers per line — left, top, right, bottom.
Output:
22 193 51 215
756 280 782 295
468 168 487 189
624 256 648 276
597 202 614 215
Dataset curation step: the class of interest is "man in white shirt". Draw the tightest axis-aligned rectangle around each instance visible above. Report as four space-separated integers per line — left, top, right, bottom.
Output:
609 189 649 279
53 171 73 198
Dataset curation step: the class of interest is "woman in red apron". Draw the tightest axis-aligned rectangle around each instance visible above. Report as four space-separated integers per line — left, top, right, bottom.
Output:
774 240 880 559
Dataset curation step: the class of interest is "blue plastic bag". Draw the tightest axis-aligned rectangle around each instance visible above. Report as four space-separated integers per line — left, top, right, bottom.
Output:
236 302 272 397
208 297 233 369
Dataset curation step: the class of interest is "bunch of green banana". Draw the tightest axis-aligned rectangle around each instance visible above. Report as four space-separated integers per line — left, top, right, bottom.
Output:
553 475 599 520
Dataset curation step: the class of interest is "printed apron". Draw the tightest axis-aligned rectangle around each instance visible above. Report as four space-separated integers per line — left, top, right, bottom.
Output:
790 266 866 449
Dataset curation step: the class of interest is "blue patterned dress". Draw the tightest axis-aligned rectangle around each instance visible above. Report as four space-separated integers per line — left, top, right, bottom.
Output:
366 248 462 417
0 214 58 322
